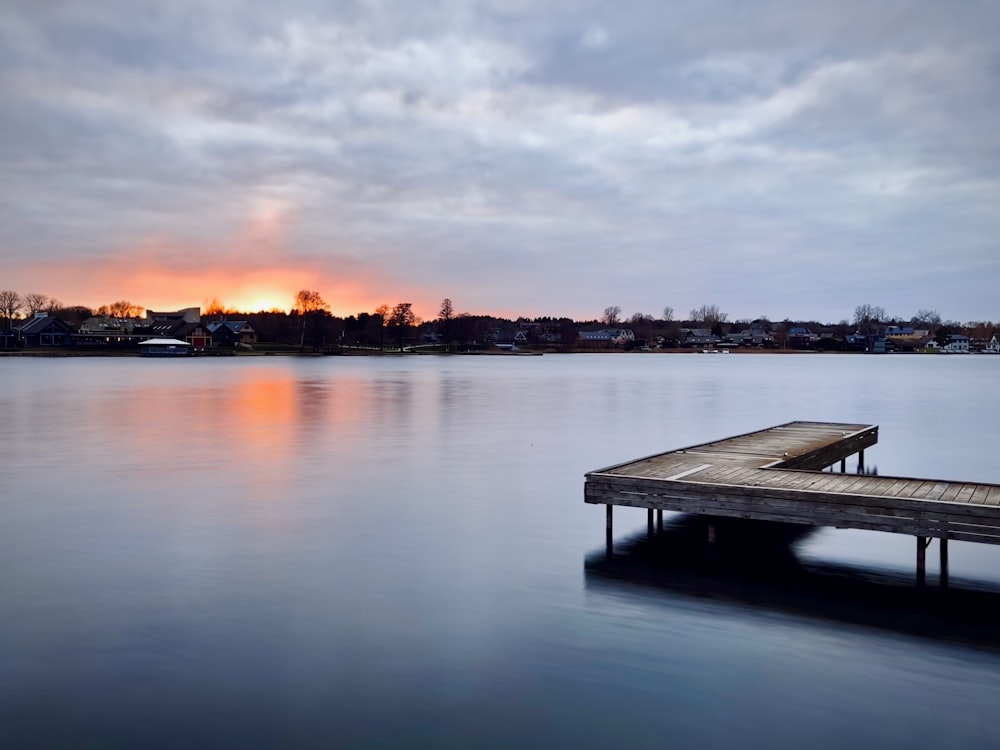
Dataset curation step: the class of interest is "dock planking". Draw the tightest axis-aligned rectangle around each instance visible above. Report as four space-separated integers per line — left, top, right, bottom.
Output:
585 421 1000 548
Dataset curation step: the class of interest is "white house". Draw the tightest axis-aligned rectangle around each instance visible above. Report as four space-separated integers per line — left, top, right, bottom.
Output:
940 334 970 353
578 328 635 345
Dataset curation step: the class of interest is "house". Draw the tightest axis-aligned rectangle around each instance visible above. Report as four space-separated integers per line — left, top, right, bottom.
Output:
17 312 75 347
74 318 148 347
207 320 256 347
679 328 718 348
0 328 22 350
940 334 970 354
147 307 201 325
73 308 204 349
884 325 915 337
726 329 774 348
578 329 635 346
78 315 144 334
485 328 516 348
132 309 208 346
786 326 819 348
185 325 213 351
985 335 1000 354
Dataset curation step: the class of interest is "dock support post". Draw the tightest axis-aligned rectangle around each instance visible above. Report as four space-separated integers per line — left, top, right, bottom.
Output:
940 538 949 589
840 458 846 473
656 509 663 532
916 536 926 586
858 449 865 474
605 505 613 556
647 509 654 538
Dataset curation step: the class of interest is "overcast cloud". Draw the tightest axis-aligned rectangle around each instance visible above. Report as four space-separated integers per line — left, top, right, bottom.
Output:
1 0 998 321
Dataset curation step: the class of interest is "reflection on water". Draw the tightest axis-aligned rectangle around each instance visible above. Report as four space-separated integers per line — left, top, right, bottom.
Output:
586 516 1000 654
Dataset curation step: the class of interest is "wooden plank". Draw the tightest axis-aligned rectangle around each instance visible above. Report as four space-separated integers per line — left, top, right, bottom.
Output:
584 476 1000 521
897 480 934 499
775 471 820 490
662 464 714 481
805 475 850 492
940 484 964 502
836 476 882 494
970 485 990 505
952 484 975 503
583 488 1000 544
885 480 917 497
925 482 951 501
699 467 760 485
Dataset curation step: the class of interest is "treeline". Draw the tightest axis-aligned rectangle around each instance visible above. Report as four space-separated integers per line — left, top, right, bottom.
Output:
1 287 997 350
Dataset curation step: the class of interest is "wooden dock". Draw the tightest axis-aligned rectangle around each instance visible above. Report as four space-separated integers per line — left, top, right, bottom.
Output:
585 421 1000 584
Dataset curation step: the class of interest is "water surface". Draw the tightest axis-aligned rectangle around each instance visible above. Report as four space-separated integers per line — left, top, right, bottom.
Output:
2 353 999 748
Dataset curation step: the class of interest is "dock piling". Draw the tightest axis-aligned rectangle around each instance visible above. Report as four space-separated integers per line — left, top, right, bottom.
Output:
940 538 949 588
605 505 613 555
916 536 927 586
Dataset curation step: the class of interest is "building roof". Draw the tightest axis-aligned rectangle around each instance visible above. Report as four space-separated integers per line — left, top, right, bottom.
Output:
138 338 191 346
207 320 252 334
17 314 73 334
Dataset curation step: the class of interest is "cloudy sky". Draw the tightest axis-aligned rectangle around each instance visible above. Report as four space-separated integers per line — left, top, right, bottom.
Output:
2 1 998 323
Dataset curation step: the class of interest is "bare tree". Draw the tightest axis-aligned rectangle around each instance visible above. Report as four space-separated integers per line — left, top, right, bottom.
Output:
204 298 230 316
602 306 621 326
389 302 415 351
107 300 143 318
690 304 728 327
23 293 49 315
662 306 674 322
294 290 328 314
294 290 330 351
912 309 941 326
853 304 885 351
630 313 654 346
374 304 390 350
853 304 885 328
57 305 93 326
0 290 22 328
438 298 455 352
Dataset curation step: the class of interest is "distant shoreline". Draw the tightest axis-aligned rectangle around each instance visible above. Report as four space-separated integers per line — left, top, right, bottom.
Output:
0 347 950 358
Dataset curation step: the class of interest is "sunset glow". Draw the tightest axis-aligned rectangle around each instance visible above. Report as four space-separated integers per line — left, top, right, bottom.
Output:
10 241 442 318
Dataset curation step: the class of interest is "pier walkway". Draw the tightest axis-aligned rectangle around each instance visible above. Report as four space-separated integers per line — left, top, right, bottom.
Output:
585 421 1000 584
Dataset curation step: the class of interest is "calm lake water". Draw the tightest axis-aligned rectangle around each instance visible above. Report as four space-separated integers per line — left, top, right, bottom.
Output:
2 353 999 749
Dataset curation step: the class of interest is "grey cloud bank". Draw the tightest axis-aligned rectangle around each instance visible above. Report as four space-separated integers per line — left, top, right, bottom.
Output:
1 0 998 321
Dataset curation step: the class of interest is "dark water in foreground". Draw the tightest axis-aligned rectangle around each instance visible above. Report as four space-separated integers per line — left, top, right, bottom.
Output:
2 353 999 748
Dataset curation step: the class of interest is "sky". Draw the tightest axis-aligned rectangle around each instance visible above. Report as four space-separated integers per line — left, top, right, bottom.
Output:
1 1 998 323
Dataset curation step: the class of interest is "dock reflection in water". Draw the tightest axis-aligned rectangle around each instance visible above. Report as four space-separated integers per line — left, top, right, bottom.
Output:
585 515 1000 653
